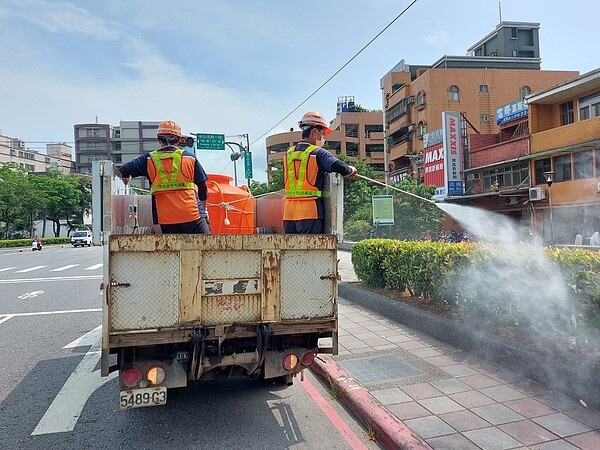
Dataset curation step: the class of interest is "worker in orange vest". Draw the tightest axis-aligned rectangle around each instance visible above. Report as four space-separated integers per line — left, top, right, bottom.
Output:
284 112 357 234
119 120 211 234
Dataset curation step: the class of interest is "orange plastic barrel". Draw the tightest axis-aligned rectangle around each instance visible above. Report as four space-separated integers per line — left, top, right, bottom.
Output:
206 174 255 234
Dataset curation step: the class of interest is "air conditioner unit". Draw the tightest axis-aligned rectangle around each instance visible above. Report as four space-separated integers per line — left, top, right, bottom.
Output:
466 173 480 181
505 196 519 206
529 187 546 201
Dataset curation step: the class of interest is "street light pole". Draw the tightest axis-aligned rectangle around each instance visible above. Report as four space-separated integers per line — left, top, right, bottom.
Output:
226 141 247 186
544 171 555 245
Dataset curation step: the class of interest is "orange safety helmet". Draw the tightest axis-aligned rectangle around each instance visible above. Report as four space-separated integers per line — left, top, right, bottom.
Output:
157 120 182 138
298 112 332 135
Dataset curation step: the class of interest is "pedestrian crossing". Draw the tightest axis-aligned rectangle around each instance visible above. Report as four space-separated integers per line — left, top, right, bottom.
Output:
0 263 103 275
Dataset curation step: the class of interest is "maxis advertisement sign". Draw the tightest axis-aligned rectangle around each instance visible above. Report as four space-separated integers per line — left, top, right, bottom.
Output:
424 141 445 197
442 111 464 196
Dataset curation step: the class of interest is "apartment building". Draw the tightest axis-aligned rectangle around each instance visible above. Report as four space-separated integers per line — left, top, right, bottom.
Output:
527 68 600 244
266 97 384 181
380 22 578 183
74 121 160 189
0 135 73 173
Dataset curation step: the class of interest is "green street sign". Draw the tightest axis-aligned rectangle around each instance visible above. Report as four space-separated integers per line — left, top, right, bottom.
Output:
244 152 253 179
196 133 225 150
372 195 394 226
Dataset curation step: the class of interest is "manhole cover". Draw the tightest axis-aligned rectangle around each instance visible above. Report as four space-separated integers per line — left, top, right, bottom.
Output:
339 354 425 386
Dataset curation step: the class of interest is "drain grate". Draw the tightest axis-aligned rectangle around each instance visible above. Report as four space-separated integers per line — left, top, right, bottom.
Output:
339 354 425 386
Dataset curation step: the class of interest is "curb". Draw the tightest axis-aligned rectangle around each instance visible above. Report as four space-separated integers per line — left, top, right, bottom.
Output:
312 356 432 450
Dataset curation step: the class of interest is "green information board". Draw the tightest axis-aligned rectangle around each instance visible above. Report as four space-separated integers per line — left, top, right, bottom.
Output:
244 152 253 179
196 133 225 150
372 195 394 226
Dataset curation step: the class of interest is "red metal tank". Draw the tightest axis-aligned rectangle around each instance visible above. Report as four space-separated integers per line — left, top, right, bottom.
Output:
206 174 255 234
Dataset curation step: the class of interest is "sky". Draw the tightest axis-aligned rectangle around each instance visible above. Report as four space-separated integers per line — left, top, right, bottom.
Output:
1 0 599 182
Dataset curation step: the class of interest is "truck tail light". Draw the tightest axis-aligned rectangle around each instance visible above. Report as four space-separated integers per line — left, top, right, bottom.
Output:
122 368 142 388
301 351 315 366
282 353 299 371
147 365 167 385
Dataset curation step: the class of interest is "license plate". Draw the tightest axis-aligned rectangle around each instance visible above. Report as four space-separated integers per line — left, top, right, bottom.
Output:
120 387 167 410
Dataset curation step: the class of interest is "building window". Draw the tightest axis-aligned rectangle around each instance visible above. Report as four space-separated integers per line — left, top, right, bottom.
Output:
511 27 518 38
483 163 528 190
480 84 489 93
114 154 122 164
579 92 600 121
365 144 383 157
520 85 532 98
86 129 93 137
512 50 518 57
560 100 574 125
448 85 460 101
417 121 426 137
345 123 359 138
480 114 490 122
345 142 359 157
417 90 426 106
554 154 572 182
573 150 593 180
534 158 551 185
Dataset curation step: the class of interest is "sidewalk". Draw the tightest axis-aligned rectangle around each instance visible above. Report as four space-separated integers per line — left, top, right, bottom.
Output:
313 250 600 449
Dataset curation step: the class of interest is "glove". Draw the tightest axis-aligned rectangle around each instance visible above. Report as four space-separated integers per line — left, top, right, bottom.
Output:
346 165 358 180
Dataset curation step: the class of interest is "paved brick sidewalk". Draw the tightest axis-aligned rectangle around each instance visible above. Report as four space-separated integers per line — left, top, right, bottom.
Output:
320 250 600 449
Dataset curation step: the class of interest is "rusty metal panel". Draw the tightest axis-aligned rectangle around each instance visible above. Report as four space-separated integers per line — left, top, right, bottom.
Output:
201 295 262 326
280 249 336 319
179 250 202 324
201 250 261 279
261 249 280 322
110 251 180 331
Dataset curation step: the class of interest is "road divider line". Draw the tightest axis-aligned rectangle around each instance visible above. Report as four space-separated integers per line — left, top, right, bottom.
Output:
0 308 101 318
15 265 47 273
32 330 117 435
0 275 102 284
64 325 102 348
51 264 79 272
0 267 16 272
0 315 14 325
84 264 103 270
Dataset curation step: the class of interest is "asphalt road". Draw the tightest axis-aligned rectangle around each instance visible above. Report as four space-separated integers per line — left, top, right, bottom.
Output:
0 244 378 450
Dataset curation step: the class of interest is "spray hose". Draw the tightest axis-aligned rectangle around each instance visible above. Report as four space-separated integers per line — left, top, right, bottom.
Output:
355 174 437 204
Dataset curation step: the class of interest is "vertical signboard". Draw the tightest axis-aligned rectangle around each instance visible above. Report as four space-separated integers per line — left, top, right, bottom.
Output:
372 195 394 226
423 128 446 198
442 112 464 196
244 152 253 179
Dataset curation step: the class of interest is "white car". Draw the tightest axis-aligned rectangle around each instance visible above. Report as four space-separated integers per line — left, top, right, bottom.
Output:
71 230 92 247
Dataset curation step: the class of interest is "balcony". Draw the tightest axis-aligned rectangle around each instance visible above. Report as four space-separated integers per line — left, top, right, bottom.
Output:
530 116 600 153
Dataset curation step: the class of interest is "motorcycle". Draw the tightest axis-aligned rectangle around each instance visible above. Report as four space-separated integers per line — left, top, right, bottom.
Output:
32 240 42 251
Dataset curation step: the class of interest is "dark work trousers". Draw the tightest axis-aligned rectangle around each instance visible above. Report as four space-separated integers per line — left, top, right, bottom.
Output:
283 219 323 234
160 218 211 234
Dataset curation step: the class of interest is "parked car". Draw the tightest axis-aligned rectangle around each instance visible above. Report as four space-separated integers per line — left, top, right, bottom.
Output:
71 230 92 247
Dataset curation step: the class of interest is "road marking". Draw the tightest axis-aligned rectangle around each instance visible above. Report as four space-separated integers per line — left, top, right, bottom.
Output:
0 308 101 318
15 265 48 273
84 264 103 270
64 325 102 348
18 290 45 299
300 375 369 450
0 267 16 272
51 264 79 272
0 315 14 325
32 328 117 435
0 275 102 284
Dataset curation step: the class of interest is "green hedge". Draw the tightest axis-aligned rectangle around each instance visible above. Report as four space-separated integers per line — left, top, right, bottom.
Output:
0 237 71 248
352 239 600 339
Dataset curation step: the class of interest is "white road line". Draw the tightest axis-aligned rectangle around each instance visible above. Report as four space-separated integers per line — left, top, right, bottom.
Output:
64 325 102 348
32 329 117 435
14 265 48 273
0 275 102 284
0 267 16 272
0 309 101 318
84 264 103 270
50 264 79 272
0 315 14 325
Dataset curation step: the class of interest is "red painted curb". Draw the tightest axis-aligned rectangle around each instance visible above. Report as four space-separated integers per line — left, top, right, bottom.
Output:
312 356 432 450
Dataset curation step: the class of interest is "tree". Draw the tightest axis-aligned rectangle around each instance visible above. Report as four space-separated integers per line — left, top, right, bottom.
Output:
0 163 29 239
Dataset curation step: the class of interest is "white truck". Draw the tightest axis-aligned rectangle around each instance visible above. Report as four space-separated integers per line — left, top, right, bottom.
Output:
92 160 342 409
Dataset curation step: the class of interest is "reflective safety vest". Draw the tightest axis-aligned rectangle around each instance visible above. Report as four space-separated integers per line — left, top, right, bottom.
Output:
283 144 321 221
147 148 202 225
149 149 196 194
